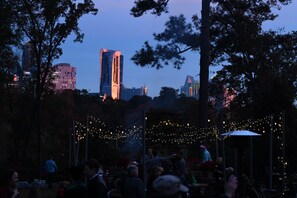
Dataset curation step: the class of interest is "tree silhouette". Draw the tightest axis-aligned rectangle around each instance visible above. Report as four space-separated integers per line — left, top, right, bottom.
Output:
6 0 98 175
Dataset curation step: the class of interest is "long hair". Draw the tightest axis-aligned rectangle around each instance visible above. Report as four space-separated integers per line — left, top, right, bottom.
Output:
0 168 16 189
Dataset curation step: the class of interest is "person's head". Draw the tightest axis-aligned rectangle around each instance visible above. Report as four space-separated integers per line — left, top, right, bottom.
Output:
153 166 163 177
200 145 206 151
127 165 138 177
128 161 138 166
176 150 184 159
153 175 189 198
10 171 18 188
148 148 153 155
216 157 222 165
0 168 19 189
84 159 100 179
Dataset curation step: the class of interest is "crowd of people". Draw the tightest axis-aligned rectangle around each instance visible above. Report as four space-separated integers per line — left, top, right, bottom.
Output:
0 145 239 198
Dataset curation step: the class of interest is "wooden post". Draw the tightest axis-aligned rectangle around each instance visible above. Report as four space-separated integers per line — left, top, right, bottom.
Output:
249 137 253 180
69 127 72 167
143 110 147 195
281 111 286 195
269 115 274 190
85 115 89 161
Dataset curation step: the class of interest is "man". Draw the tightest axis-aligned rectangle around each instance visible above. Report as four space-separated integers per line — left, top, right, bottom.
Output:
200 145 212 163
64 166 88 198
84 159 107 198
44 156 57 189
122 165 145 198
152 175 189 198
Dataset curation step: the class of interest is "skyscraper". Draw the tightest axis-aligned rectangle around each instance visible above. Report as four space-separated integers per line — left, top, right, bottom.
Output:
180 75 200 99
100 49 123 100
22 42 36 73
53 63 76 91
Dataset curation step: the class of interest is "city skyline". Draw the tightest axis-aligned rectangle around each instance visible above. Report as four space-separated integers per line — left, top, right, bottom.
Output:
55 0 297 97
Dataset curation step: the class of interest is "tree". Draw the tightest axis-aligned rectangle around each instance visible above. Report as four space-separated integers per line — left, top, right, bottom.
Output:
131 0 211 127
7 0 98 174
209 0 296 116
0 0 23 112
130 0 294 126
131 0 169 17
153 86 178 109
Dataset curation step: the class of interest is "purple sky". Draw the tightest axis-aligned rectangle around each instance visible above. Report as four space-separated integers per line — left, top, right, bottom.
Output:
55 0 297 97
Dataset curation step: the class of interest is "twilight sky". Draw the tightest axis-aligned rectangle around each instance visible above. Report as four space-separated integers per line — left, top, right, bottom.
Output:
55 0 297 97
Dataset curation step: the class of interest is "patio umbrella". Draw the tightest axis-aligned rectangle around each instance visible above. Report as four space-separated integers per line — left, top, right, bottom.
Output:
221 130 261 181
221 130 261 136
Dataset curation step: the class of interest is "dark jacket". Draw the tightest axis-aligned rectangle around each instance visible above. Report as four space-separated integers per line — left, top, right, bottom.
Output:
64 182 88 198
87 175 107 198
122 176 145 198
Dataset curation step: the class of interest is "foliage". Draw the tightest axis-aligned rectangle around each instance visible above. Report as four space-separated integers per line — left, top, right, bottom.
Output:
130 0 211 127
209 0 297 119
131 0 169 17
130 0 297 126
1 0 98 173
8 0 98 94
0 0 22 97
155 86 179 108
129 95 152 109
131 15 199 69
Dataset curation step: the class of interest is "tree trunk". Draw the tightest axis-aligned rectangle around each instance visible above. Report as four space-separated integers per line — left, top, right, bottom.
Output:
199 0 210 127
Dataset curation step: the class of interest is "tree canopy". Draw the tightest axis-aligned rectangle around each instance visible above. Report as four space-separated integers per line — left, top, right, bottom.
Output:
1 0 98 175
130 0 296 119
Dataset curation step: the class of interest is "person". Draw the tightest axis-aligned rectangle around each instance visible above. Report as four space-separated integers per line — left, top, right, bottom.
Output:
214 157 224 181
147 166 163 194
84 159 107 198
151 175 189 198
56 182 66 198
64 166 88 198
0 168 19 198
122 165 145 198
200 145 212 163
107 177 122 198
144 148 155 162
175 151 188 187
44 156 57 189
27 181 41 198
219 175 238 198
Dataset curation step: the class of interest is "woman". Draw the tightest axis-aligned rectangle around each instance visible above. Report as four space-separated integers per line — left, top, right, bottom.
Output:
0 168 19 198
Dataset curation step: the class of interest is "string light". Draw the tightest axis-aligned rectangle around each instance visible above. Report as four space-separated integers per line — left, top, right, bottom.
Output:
72 112 287 194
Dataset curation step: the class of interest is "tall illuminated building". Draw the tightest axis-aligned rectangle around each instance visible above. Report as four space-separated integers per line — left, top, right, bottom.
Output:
100 49 123 100
180 75 200 99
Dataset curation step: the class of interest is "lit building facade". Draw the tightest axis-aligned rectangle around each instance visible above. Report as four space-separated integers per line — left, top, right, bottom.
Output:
100 49 123 100
53 63 76 91
22 42 36 74
121 85 148 101
180 75 200 99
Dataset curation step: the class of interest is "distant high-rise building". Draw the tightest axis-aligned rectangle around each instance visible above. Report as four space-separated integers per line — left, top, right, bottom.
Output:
180 75 200 99
100 49 123 100
22 42 36 74
121 85 148 101
53 63 76 91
